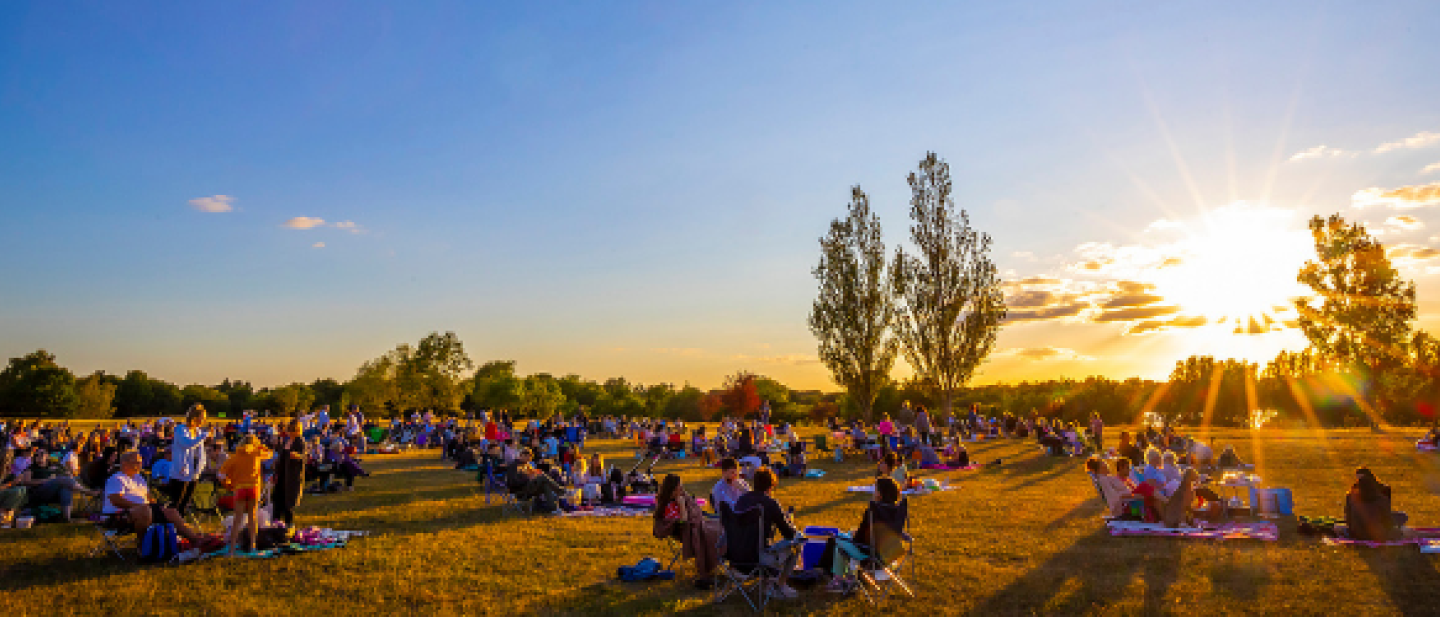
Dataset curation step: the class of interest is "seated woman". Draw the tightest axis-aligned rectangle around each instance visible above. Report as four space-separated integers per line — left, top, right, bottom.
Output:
1216 444 1246 469
652 474 722 589
819 476 904 591
1345 467 1406 541
0 449 28 526
1159 451 1183 487
878 451 908 488
17 449 98 523
1088 457 1135 519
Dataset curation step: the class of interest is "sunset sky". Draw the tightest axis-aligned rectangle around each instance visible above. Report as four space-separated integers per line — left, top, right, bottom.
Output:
3 2 1440 391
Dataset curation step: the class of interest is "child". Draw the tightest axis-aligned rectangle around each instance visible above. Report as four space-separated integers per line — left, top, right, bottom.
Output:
219 435 273 555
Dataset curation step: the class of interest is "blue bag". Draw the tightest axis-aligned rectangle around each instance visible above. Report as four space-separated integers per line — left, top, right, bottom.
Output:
139 523 179 564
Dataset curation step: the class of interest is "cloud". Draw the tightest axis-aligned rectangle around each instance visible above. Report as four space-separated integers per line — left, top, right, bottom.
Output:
1066 241 1184 278
1128 315 1208 335
732 353 820 366
1289 145 1350 161
1424 162 1440 175
1099 291 1164 309
1007 289 1056 309
332 221 365 234
1387 215 1424 231
1234 315 1284 335
1352 183 1440 209
1093 305 1180 322
188 195 234 213
283 216 327 229
312 242 325 249
1005 302 1088 322
1375 131 1440 154
1387 243 1440 262
995 347 1093 362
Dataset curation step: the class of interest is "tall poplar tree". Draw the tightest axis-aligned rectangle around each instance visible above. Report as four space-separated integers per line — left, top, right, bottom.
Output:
890 153 1007 415
809 186 897 421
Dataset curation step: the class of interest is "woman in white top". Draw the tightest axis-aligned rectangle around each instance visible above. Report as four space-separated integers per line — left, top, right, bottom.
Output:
166 405 210 515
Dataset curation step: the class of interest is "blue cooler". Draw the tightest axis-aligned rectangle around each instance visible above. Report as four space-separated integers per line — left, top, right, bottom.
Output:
801 526 841 570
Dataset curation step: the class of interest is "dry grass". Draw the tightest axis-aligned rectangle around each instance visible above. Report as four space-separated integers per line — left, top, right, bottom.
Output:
3 427 1440 616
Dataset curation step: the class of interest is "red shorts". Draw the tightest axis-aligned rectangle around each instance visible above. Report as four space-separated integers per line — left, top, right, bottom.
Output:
235 487 260 500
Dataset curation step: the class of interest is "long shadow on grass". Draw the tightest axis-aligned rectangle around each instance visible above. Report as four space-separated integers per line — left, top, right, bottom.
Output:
0 548 132 592
965 526 1183 616
1358 546 1440 615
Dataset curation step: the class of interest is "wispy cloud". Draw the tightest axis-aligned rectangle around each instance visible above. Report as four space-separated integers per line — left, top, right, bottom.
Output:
1386 215 1424 231
1128 315 1209 335
995 347 1093 362
332 221 365 234
312 242 326 249
1375 131 1440 154
1352 183 1440 209
1288 145 1349 161
1145 218 1184 232
1423 162 1440 175
188 195 234 213
283 216 327 229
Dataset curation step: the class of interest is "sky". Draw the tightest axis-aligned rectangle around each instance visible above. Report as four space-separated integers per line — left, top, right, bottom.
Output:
3 1 1440 391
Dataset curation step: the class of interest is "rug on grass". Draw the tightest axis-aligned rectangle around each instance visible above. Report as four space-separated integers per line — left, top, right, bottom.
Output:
553 506 651 518
1323 527 1440 548
1106 520 1279 541
846 484 957 496
919 463 983 471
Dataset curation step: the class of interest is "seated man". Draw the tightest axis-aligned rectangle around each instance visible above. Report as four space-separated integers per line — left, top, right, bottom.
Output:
17 448 98 523
711 458 751 511
1345 467 1406 541
819 476 903 591
103 451 203 544
505 450 564 506
733 468 802 599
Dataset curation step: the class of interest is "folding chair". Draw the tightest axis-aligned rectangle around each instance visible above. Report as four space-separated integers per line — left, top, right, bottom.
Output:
714 501 772 612
85 498 134 562
841 498 915 604
187 477 226 532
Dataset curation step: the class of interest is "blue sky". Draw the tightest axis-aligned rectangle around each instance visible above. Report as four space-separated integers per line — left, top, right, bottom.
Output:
3 1 1440 390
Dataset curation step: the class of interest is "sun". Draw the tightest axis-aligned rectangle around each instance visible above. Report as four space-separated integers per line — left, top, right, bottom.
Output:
1149 202 1312 328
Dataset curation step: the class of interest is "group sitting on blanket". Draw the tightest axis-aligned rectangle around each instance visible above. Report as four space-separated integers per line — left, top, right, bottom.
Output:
1089 449 1222 527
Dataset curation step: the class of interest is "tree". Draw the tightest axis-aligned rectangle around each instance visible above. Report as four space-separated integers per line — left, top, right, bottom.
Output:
74 371 117 419
1295 214 1418 422
268 383 316 417
719 371 761 418
890 152 1007 415
519 375 568 417
181 384 230 417
0 350 78 417
468 361 523 411
810 186 899 421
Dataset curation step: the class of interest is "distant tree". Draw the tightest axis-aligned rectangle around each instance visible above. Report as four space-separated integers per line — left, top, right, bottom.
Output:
891 152 1007 415
468 361 523 412
719 371 761 418
268 383 316 417
698 392 725 421
810 186 899 422
663 385 706 420
0 350 78 417
309 378 346 411
180 384 230 417
519 374 567 417
74 371 117 419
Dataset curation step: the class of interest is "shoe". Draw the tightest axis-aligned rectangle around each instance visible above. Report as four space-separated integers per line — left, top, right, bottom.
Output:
824 577 851 593
770 583 799 599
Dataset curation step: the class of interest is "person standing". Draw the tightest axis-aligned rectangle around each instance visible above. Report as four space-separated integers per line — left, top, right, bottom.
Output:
914 406 932 447
1089 412 1105 452
166 405 210 515
272 421 307 532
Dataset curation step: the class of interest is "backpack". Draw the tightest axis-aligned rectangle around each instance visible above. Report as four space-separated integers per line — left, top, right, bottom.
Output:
139 523 180 563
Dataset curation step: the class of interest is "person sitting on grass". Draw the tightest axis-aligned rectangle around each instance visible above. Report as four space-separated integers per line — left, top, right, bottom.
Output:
218 435 272 555
1131 448 1170 494
1117 431 1142 466
1 449 29 527
16 447 98 523
733 467 802 600
505 450 564 508
712 458 751 511
1217 444 1246 469
1088 457 1136 519
819 476 903 593
878 451 908 488
1345 467 1407 541
103 451 204 544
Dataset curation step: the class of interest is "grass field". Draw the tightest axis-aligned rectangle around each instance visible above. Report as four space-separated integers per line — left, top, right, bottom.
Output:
3 427 1440 616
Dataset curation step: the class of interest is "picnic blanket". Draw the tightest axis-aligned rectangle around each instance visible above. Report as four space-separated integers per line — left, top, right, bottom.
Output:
919 463 982 471
804 469 827 478
1418 441 1438 452
1322 527 1440 548
846 483 957 496
1106 520 1279 541
620 495 709 509
1421 539 1440 553
554 506 651 518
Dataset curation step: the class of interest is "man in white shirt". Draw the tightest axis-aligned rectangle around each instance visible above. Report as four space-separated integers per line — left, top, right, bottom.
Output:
711 458 752 510
104 451 201 542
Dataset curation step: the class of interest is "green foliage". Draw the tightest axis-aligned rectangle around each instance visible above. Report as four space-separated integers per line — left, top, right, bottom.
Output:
267 383 316 416
181 384 230 417
113 370 182 418
0 350 79 417
810 186 898 421
74 372 117 419
519 374 567 417
1296 214 1416 373
891 152 1007 414
345 331 473 415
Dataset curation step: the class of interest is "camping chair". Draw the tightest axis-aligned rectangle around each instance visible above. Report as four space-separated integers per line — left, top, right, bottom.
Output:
840 499 915 604
714 501 773 612
85 497 134 562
